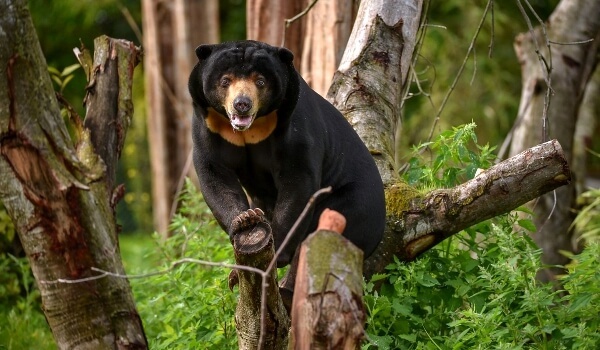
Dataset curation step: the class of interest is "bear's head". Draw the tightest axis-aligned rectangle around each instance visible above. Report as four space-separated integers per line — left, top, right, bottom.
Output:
189 41 298 132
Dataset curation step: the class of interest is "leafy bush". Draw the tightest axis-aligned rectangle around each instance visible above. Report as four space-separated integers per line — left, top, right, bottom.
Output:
362 124 600 349
405 122 496 188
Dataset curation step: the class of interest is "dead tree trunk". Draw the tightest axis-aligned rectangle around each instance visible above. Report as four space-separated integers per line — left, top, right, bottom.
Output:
142 0 219 237
509 0 600 282
328 0 423 185
0 1 145 347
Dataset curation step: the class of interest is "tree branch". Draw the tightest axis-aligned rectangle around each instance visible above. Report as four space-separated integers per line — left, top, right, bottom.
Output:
364 139 571 277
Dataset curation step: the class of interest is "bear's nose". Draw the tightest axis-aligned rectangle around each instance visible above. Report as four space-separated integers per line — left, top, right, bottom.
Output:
233 96 253 114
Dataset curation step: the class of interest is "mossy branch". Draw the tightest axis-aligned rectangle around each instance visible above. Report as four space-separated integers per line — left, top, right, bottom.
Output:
364 139 571 278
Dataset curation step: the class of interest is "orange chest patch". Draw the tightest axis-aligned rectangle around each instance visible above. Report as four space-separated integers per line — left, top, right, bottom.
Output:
205 108 277 146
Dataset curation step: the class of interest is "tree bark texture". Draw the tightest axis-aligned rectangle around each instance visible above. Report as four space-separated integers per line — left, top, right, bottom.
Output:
246 0 307 58
142 0 219 237
0 1 146 348
290 210 365 350
364 140 571 278
299 0 358 97
510 0 600 282
328 0 424 185
232 221 289 350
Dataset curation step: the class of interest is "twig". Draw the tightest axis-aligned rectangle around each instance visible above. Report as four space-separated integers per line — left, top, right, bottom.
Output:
515 0 553 143
426 0 494 143
488 0 495 57
281 0 319 47
40 257 264 285
550 38 595 46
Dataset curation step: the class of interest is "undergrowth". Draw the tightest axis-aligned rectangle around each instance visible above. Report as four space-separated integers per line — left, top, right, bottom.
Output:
1 124 598 349
128 180 238 350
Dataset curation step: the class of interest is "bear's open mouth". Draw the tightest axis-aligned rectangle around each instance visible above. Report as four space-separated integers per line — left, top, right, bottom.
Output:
230 114 255 131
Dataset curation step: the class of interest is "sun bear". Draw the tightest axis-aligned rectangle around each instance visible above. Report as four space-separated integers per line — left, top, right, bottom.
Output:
188 40 385 271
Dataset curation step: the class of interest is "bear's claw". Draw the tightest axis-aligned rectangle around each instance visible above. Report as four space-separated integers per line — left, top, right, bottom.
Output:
231 208 267 236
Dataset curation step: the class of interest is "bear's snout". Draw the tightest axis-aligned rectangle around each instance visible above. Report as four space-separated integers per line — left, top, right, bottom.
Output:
233 96 253 115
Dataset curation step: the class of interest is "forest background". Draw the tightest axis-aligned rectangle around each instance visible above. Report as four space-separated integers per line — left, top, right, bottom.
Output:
19 0 599 235
1 0 600 348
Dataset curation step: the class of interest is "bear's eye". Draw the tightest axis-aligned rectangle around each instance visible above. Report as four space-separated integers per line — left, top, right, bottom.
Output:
220 77 231 88
255 78 265 88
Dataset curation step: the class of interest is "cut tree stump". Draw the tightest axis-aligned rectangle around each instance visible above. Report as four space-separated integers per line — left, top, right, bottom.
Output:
290 209 365 350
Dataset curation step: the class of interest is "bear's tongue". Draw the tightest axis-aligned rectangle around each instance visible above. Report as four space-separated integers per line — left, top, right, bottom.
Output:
231 114 253 130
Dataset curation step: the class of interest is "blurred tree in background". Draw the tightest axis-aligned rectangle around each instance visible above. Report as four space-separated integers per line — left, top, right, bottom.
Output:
401 0 560 161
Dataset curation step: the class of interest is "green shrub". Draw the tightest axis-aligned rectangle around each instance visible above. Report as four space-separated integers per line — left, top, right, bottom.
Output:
362 124 600 349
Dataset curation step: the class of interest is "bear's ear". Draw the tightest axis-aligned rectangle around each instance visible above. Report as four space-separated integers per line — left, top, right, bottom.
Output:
278 48 294 64
195 45 214 60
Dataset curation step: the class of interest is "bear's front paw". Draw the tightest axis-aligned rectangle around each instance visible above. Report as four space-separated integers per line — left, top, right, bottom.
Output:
230 208 268 236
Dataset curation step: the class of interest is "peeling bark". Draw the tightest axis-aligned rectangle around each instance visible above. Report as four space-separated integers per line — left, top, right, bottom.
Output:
328 0 424 184
0 1 145 348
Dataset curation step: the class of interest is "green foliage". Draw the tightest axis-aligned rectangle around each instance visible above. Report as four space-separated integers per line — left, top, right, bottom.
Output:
129 179 238 350
48 64 80 93
0 203 16 252
362 125 600 349
405 122 496 187
0 254 56 350
573 188 600 243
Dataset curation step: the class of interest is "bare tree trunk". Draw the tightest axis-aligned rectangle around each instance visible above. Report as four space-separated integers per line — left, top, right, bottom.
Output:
0 1 145 348
142 0 219 237
573 63 600 197
509 0 600 282
328 0 423 185
246 0 307 60
299 0 358 96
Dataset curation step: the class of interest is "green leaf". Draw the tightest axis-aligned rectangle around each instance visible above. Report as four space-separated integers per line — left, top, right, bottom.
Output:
47 66 60 75
517 219 536 232
61 63 81 76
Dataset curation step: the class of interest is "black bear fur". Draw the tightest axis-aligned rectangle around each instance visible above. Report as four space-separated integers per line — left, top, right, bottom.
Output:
188 40 385 267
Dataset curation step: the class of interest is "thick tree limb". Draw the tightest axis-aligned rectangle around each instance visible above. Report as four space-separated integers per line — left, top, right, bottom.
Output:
364 139 571 278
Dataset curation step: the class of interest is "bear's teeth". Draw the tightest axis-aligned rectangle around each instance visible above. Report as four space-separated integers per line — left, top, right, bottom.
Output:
231 114 254 130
